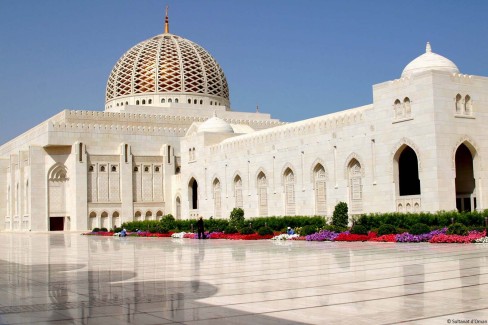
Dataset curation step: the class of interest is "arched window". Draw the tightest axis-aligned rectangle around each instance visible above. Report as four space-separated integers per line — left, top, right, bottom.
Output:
148 99 152 104
465 95 472 115
348 159 362 213
101 211 108 229
175 98 179 103
213 179 222 218
161 98 166 103
134 211 142 221
200 100 203 105
455 94 462 114
112 211 120 229
145 211 152 220
284 168 295 215
136 100 140 105
234 175 243 208
403 97 411 117
194 99 197 104
168 98 172 103
188 99 192 104
142 99 146 105
313 164 327 215
156 210 163 221
257 172 268 216
175 196 181 219
89 211 97 230
394 99 402 119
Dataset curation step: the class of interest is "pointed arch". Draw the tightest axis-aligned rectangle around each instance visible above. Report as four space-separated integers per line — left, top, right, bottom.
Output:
344 153 365 179
175 195 182 219
280 163 296 182
48 163 68 181
213 178 222 218
451 136 479 171
233 174 243 208
455 93 462 114
112 211 120 228
310 158 328 183
453 140 478 211
347 158 363 213
257 170 268 216
391 138 422 173
188 177 198 210
312 162 327 215
283 167 296 215
393 144 421 196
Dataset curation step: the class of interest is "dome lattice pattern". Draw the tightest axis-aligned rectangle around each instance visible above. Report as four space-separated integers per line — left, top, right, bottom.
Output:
106 33 229 104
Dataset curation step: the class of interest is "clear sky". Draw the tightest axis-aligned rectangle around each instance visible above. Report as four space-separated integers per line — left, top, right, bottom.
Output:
1 0 488 144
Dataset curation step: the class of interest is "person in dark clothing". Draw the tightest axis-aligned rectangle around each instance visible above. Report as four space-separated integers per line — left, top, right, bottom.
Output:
197 216 205 239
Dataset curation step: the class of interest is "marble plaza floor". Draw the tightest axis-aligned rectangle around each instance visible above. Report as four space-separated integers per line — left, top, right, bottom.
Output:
0 233 487 325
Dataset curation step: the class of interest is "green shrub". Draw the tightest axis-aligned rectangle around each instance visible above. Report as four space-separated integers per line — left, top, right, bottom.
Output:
257 227 274 236
322 224 347 233
377 224 397 236
113 227 122 233
100 227 108 232
239 227 255 235
160 214 176 230
350 224 368 235
205 218 229 233
332 202 349 228
448 222 468 236
299 225 317 236
409 223 430 235
230 208 245 228
224 226 238 234
92 228 100 232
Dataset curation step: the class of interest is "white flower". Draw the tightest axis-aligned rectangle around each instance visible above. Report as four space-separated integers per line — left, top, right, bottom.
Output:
271 234 299 240
475 236 488 243
171 232 187 238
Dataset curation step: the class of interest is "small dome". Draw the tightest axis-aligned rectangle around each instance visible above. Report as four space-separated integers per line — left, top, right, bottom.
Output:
401 42 459 78
198 115 234 134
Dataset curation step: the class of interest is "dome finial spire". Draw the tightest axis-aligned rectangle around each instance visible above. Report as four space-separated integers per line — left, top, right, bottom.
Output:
164 5 170 33
426 42 432 53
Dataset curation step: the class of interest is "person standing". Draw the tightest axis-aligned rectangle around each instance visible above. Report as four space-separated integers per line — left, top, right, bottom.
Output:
197 216 205 239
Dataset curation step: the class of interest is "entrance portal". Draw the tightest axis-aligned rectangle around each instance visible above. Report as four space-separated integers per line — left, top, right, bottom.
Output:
49 217 64 231
455 143 476 212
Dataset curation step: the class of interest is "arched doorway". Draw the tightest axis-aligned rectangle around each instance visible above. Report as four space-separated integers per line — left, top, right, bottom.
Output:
397 146 420 196
145 211 152 220
48 163 69 231
188 178 198 210
455 143 476 211
88 212 97 230
101 211 108 229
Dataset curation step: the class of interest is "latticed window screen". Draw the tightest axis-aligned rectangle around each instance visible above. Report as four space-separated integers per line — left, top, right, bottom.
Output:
213 180 221 218
106 34 229 102
314 166 327 215
349 161 363 212
284 170 295 215
257 173 268 216
234 177 243 208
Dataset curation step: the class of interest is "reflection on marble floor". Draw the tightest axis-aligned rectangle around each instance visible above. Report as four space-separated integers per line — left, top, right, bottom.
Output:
0 233 487 324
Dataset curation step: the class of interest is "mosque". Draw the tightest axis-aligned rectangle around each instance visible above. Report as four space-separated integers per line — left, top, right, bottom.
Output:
1 13 487 231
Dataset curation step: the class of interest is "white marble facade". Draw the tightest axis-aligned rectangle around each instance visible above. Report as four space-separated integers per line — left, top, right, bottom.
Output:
1 22 487 232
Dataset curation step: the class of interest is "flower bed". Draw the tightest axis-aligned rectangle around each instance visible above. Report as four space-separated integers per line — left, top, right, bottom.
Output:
306 230 339 241
429 230 485 243
84 227 488 244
